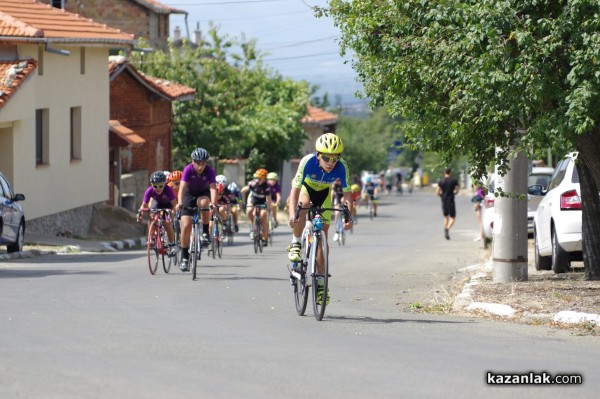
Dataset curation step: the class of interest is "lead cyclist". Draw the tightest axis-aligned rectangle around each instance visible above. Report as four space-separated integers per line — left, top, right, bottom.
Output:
287 133 354 302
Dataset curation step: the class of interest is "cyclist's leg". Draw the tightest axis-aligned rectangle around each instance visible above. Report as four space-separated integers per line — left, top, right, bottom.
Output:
260 207 268 241
288 191 309 262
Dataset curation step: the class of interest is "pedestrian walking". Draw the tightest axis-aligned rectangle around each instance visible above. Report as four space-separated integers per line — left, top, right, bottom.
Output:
435 167 460 240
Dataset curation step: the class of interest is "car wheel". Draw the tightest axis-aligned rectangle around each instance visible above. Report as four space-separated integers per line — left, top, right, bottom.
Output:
551 227 570 274
7 221 24 253
534 228 551 271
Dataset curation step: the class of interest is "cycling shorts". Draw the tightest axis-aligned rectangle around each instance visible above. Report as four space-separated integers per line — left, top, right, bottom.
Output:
181 189 211 216
301 184 333 224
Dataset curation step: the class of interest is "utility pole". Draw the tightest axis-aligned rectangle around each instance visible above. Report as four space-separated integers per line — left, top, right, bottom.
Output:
492 146 529 282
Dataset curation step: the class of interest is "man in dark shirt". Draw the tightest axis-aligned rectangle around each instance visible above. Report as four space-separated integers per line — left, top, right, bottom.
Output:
435 167 460 240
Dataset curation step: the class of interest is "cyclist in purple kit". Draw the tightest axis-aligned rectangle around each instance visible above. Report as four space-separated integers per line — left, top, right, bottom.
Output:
177 148 217 272
267 172 282 228
137 171 178 255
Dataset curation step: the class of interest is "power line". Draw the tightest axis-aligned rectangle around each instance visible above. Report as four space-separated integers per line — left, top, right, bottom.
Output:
168 0 289 6
265 36 337 50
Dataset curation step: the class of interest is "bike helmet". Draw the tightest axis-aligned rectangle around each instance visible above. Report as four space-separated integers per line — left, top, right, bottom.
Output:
191 147 209 162
228 182 238 192
351 184 360 193
216 182 225 195
365 176 372 183
169 170 182 182
315 133 344 154
216 174 227 184
267 172 278 180
150 171 167 183
254 168 268 179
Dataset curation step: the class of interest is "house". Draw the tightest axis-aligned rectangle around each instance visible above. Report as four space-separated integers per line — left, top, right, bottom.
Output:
42 0 188 52
0 0 135 236
108 55 196 210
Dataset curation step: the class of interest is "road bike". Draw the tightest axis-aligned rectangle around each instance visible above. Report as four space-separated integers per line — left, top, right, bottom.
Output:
181 206 211 281
209 206 225 259
139 208 175 275
289 201 350 321
249 204 268 254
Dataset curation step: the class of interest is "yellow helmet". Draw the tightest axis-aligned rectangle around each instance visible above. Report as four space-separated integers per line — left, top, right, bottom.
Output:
351 184 360 193
315 133 344 154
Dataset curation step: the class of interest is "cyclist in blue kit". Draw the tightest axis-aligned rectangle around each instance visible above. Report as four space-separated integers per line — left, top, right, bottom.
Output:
287 133 354 260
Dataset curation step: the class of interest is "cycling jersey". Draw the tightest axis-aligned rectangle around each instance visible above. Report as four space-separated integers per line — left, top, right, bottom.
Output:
268 181 281 201
247 179 271 205
217 188 232 205
181 163 216 196
143 185 176 208
292 153 351 192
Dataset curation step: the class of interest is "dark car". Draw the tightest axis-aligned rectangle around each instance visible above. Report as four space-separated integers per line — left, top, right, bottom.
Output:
0 171 26 253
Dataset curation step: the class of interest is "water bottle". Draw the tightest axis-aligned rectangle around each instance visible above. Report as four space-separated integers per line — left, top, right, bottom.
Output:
313 215 323 231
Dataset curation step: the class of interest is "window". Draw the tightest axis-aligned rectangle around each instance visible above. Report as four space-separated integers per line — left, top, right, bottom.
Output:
80 47 85 74
70 107 82 161
36 108 49 165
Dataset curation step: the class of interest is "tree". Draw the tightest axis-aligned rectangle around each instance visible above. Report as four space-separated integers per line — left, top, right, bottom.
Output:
322 0 600 279
129 28 310 174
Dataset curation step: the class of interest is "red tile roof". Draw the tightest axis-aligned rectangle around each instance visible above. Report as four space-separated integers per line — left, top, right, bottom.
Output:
302 106 338 126
133 0 187 15
109 56 196 101
0 0 134 45
0 59 36 111
109 120 145 146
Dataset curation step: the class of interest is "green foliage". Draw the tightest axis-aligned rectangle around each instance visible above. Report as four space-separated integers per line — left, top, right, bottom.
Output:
322 0 600 179
128 29 310 171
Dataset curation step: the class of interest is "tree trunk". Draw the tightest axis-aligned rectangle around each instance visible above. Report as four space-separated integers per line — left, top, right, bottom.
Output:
575 129 600 280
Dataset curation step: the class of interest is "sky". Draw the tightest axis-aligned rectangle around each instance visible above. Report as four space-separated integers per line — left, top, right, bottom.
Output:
159 0 366 109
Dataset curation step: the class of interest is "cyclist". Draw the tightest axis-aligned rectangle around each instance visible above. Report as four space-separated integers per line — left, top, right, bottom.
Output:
241 168 272 247
287 133 353 303
266 172 282 228
226 182 242 232
362 176 378 217
137 171 177 256
167 170 182 198
214 175 233 226
177 148 217 272
331 178 344 242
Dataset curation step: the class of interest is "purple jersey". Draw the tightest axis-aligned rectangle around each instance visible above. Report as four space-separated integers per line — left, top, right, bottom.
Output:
143 185 176 205
182 163 216 195
269 182 281 201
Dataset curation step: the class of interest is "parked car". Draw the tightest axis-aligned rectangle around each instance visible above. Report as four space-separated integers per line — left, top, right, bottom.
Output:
0 171 26 253
533 152 583 273
526 167 555 234
481 166 555 246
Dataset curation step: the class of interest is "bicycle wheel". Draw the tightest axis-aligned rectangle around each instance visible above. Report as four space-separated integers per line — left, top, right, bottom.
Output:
293 235 309 316
147 222 159 275
341 229 346 246
226 214 234 245
257 220 263 253
216 220 224 258
268 216 274 246
311 233 329 321
369 203 373 220
161 229 171 273
191 227 199 281
253 218 260 254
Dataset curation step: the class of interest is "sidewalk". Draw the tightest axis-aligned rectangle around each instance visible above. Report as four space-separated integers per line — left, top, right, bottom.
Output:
452 242 600 331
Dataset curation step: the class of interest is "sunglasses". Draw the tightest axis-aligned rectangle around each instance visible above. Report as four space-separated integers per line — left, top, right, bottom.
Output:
320 154 340 164
152 183 165 189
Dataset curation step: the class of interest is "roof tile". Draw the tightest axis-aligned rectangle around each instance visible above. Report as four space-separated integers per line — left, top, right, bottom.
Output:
0 59 37 111
302 106 338 125
0 0 134 44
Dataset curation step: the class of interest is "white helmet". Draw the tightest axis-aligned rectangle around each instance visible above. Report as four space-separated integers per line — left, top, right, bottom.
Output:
216 174 227 184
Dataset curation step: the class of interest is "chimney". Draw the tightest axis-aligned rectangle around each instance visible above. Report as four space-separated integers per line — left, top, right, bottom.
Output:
194 22 202 45
173 26 181 41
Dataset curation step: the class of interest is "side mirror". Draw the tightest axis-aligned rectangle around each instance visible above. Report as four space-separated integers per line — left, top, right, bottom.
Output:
527 184 543 196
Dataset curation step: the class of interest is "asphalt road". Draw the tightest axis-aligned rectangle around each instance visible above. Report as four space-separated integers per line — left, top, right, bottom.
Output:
1 190 598 398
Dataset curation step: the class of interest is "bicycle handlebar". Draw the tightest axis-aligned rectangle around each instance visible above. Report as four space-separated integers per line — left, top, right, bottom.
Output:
293 202 351 223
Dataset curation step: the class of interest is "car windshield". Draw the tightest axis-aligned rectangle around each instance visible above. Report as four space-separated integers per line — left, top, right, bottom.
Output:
527 174 552 188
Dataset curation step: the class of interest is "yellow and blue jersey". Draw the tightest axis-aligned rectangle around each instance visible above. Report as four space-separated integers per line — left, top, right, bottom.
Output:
292 153 351 192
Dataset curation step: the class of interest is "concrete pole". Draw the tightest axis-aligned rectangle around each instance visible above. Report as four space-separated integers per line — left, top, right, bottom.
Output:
493 147 528 282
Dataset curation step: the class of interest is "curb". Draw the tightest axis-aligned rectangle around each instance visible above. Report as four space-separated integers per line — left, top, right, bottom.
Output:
454 260 600 326
100 237 146 251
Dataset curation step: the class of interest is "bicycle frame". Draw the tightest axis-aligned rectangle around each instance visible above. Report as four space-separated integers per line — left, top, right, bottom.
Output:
289 201 350 320
180 206 210 280
249 204 267 254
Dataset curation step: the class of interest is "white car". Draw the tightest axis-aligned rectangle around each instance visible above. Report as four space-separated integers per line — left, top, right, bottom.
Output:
481 166 554 245
533 152 583 273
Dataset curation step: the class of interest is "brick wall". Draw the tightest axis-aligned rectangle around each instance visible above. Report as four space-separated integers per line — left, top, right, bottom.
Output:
110 70 173 178
45 0 170 50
